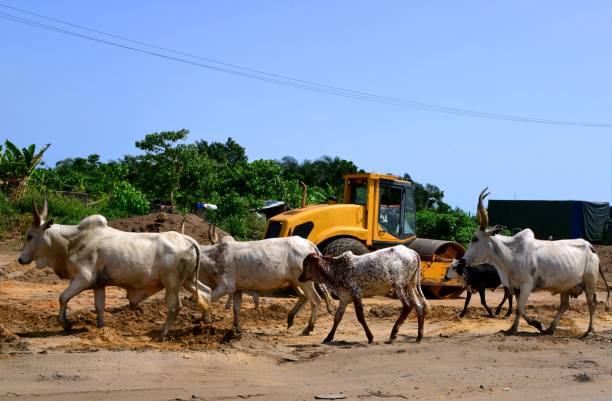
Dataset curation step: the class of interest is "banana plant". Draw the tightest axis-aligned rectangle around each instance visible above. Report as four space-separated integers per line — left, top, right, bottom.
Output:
0 140 51 200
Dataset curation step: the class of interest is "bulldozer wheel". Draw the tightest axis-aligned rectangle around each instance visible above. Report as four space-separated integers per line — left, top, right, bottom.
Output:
424 285 465 299
321 238 368 257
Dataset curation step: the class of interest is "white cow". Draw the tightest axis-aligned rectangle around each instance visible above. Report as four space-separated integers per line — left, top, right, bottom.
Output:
455 188 610 337
198 236 330 335
18 200 210 340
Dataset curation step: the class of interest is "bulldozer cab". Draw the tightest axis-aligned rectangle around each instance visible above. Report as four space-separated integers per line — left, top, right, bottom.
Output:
343 173 416 245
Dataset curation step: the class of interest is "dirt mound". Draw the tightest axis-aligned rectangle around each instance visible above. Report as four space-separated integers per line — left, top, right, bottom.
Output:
0 324 28 354
108 213 228 245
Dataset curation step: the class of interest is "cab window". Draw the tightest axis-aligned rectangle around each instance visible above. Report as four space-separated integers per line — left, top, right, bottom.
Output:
403 186 416 236
379 186 402 238
350 182 368 205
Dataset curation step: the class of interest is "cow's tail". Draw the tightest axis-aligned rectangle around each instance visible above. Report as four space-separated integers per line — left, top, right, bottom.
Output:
415 254 431 315
590 245 609 310
599 265 610 311
185 235 209 314
595 252 610 310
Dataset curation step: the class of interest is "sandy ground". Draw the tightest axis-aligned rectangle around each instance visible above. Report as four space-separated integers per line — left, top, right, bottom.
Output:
1 247 611 401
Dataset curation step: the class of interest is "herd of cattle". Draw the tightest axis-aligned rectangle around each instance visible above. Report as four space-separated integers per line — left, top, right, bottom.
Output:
17 189 610 343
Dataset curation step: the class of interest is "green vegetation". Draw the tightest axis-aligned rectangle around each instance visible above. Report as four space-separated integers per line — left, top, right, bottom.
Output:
1 130 477 243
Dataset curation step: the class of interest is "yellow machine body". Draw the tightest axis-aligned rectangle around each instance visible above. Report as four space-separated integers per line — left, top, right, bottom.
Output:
263 173 465 297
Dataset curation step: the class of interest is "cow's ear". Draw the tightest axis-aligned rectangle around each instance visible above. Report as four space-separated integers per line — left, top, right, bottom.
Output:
487 224 504 236
42 218 54 231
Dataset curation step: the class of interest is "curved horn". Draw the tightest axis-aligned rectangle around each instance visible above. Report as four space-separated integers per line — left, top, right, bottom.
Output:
477 187 490 231
40 195 48 221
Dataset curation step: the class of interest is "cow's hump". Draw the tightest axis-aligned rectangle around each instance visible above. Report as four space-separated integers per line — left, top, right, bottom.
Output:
77 215 108 231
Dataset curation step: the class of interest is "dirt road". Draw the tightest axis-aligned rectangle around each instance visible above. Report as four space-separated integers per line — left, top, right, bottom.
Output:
1 247 611 401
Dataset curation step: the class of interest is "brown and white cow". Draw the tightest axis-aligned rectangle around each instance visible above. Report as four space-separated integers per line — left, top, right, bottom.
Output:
299 245 429 344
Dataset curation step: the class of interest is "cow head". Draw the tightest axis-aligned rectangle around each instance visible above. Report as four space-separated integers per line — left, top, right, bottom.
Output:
298 253 332 283
460 188 504 267
18 198 54 266
443 259 465 281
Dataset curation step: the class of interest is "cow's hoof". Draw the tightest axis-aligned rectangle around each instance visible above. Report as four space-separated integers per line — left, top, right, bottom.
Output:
202 315 212 325
532 321 543 332
152 333 167 342
580 331 594 339
322 338 334 344
367 337 374 344
59 320 72 332
542 327 555 335
300 328 313 336
458 313 465 318
502 329 517 336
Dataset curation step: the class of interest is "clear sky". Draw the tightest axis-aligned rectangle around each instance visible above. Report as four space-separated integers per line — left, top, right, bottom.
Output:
1 1 610 212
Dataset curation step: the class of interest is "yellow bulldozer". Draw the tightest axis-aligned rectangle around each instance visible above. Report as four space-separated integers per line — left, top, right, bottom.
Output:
263 172 466 298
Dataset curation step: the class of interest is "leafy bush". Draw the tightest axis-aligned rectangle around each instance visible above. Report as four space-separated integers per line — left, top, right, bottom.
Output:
108 182 149 216
14 190 94 225
416 209 478 246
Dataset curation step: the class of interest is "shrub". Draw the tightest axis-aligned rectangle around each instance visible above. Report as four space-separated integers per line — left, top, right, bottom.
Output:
416 209 477 246
108 181 149 216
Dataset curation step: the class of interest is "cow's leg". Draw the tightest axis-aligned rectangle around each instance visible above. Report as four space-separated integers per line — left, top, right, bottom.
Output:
504 289 514 318
459 291 472 318
225 295 232 310
58 276 93 331
318 284 336 314
479 288 494 317
93 287 106 328
299 281 321 335
287 289 306 329
251 291 260 310
324 300 347 343
388 287 413 343
156 287 182 341
543 292 569 335
505 284 541 335
404 284 425 342
232 291 243 333
582 284 596 338
353 295 373 344
495 287 510 316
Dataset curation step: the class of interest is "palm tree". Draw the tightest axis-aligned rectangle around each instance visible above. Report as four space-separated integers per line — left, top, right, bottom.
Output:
0 140 51 200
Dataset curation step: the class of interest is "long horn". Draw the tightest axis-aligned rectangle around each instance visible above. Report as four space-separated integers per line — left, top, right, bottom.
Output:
32 200 41 226
477 187 490 231
40 195 48 221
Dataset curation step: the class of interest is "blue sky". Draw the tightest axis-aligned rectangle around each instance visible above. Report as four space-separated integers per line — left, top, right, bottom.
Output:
1 1 610 212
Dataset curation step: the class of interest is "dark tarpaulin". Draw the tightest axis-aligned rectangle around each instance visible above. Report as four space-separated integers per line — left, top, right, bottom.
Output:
582 202 609 242
488 200 610 242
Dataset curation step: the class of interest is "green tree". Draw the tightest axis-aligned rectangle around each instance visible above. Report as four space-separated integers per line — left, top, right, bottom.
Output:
135 129 190 206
